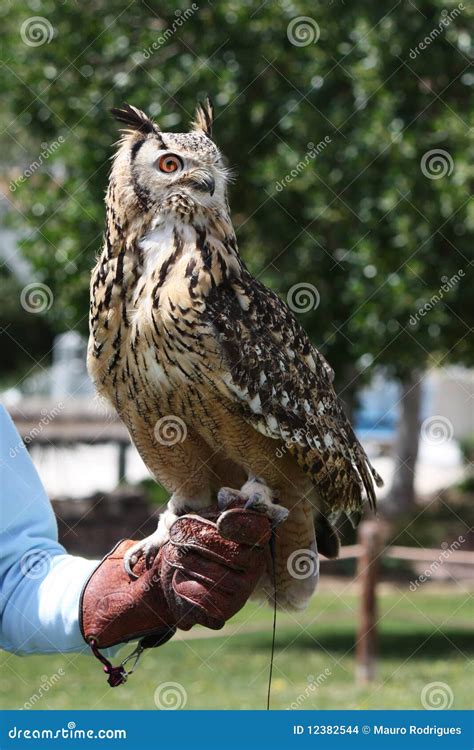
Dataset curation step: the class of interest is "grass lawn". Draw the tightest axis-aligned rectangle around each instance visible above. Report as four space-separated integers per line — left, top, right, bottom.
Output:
1 580 472 711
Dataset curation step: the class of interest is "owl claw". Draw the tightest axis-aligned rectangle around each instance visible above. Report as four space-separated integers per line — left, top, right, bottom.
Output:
244 495 289 526
217 487 241 510
124 550 140 579
123 534 162 578
218 483 288 527
145 547 158 569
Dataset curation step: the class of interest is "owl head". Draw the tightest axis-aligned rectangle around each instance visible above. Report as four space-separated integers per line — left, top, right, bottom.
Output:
109 99 229 217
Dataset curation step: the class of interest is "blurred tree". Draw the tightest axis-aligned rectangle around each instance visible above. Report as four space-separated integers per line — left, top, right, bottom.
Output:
0 265 54 384
1 0 472 511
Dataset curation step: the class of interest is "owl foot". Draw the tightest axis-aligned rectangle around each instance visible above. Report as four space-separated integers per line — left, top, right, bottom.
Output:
218 477 289 527
123 527 169 578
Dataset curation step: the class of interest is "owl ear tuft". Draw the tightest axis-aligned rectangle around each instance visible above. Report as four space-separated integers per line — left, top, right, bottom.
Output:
192 97 214 138
110 103 160 135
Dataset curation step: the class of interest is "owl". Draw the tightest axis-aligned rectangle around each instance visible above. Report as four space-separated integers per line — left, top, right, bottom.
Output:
88 99 382 610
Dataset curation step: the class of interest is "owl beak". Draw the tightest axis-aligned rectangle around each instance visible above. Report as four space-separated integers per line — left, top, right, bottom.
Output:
188 173 215 196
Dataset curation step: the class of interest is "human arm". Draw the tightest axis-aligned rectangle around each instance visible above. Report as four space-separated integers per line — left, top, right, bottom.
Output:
0 406 97 654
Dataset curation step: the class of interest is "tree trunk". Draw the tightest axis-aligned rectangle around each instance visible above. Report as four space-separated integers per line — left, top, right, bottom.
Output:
380 371 423 519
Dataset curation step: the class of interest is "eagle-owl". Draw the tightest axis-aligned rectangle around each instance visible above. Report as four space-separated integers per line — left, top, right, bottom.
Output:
88 99 382 610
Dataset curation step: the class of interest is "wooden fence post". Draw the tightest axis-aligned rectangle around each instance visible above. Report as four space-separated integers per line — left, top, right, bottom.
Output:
117 442 128 484
355 520 384 684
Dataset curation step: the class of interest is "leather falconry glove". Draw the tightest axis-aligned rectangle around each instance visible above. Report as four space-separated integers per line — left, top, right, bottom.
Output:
80 502 272 686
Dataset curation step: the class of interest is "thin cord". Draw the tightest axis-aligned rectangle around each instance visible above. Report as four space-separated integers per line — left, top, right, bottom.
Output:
267 530 277 711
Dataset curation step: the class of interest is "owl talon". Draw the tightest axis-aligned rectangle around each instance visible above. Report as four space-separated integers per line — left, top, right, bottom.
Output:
217 487 241 511
244 493 264 512
244 495 289 526
124 549 141 579
145 548 158 568
218 479 288 526
124 533 164 578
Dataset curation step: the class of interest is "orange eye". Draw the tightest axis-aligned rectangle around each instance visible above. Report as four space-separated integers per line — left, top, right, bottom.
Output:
157 153 183 173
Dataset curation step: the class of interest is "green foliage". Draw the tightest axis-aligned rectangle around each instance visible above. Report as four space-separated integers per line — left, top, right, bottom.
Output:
391 492 474 548
457 475 474 492
0 266 54 383
457 433 474 491
459 433 474 464
1 0 472 389
138 477 170 507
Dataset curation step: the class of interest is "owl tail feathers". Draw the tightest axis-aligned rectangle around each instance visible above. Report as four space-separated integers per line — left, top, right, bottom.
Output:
371 466 384 488
345 421 384 512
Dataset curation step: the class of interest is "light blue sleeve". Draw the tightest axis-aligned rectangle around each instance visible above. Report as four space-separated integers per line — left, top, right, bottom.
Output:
0 405 98 654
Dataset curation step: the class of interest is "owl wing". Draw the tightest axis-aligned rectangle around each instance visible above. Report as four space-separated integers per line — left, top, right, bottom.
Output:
201 272 383 515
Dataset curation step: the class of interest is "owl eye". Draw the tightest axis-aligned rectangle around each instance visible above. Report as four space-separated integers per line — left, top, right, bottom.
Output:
157 153 183 174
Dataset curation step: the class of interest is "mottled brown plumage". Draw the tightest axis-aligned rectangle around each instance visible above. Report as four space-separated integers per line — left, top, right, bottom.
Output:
88 101 382 610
